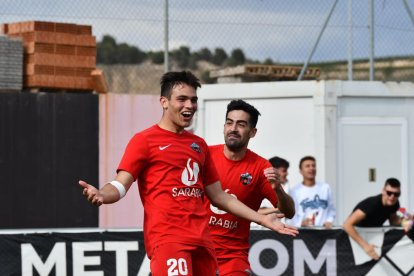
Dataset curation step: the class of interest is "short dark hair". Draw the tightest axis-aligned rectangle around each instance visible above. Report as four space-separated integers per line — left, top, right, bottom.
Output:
299 155 315 169
385 178 400 188
269 156 289 169
160 71 201 99
226 99 261 127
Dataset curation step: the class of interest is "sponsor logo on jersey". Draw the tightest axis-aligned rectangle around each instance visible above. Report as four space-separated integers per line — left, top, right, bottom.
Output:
181 158 199 186
190 142 201 153
158 144 171 150
209 189 239 229
209 215 239 230
172 187 203 198
172 158 203 198
240 172 252 185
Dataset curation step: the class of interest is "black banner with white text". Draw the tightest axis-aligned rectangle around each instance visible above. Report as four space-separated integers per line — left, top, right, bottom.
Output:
0 228 412 275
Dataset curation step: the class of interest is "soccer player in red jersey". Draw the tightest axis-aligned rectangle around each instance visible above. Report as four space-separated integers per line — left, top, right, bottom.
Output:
79 71 298 276
205 99 296 276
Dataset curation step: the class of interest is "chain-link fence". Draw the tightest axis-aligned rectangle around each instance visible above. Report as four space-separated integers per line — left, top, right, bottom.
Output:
1 0 414 93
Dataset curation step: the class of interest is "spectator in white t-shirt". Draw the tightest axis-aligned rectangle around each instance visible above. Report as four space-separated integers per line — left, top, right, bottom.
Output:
289 156 336 229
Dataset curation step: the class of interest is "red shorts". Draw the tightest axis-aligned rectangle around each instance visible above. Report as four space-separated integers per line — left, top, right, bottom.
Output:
217 251 251 276
150 242 217 276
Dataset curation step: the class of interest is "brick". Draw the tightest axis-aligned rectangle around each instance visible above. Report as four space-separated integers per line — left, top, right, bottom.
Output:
73 55 96 68
55 66 76 76
91 69 108 93
55 75 76 88
77 25 92 35
20 21 55 33
54 32 77 45
76 46 96 56
74 76 93 90
55 44 76 55
9 31 56 44
25 64 54 75
55 22 78 34
0 23 7 34
24 42 55 54
25 53 56 66
26 53 95 68
5 22 21 34
23 74 55 88
76 35 96 47
76 67 93 77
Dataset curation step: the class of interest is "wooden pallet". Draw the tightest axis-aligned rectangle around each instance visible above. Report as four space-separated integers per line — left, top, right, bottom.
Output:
210 64 320 80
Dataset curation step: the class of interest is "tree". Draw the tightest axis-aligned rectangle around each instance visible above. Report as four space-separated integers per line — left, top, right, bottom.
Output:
227 48 246 66
263 58 274 65
148 51 164 64
97 35 147 64
97 35 117 64
171 46 191 68
212 48 228 66
197 48 212 62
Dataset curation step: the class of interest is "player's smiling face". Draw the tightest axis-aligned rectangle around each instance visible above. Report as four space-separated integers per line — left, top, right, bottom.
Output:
224 110 256 150
161 83 198 131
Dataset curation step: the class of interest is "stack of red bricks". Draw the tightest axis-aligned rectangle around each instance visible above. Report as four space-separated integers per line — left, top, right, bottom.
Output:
2 21 97 91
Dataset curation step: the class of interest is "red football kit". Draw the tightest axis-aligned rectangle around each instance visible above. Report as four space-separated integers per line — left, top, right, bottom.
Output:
118 125 219 275
205 144 278 275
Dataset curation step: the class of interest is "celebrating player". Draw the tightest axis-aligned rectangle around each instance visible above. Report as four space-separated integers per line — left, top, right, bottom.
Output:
205 99 296 275
79 71 298 275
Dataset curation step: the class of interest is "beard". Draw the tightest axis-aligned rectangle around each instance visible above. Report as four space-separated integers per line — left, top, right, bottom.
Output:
225 136 248 151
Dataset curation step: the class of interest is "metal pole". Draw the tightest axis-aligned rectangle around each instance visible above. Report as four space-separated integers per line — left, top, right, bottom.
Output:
402 0 414 26
347 0 353 81
298 0 339 80
164 0 169 73
369 0 374 81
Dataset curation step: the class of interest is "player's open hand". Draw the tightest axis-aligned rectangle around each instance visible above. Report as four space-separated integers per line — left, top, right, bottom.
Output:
261 213 299 236
79 180 104 206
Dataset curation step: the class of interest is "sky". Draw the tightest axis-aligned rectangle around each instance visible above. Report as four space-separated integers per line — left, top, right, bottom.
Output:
1 0 414 63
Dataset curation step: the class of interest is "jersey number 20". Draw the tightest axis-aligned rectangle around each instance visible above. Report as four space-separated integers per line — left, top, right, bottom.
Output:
167 258 188 275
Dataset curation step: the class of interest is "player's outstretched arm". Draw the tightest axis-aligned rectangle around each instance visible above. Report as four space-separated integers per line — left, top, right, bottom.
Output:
79 170 134 206
258 207 284 217
205 181 298 236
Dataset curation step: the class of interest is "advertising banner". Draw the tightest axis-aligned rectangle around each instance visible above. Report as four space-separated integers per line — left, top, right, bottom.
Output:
0 228 412 275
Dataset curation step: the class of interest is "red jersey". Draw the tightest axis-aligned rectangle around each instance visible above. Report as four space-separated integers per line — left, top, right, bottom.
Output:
205 144 278 255
118 125 219 258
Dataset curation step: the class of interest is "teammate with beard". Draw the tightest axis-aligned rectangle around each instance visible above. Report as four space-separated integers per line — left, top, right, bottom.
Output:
79 72 298 276
205 99 296 276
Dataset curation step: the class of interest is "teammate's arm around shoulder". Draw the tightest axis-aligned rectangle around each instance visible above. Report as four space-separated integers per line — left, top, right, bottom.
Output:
79 170 134 206
205 181 298 236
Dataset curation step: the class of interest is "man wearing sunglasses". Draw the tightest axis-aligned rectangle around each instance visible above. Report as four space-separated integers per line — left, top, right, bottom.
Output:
343 178 402 260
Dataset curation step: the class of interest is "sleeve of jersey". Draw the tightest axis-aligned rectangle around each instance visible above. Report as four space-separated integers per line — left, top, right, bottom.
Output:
117 134 149 181
202 144 220 187
261 160 278 207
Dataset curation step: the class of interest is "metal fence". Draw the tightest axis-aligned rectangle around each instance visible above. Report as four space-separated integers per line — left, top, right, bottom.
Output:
2 0 414 93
